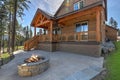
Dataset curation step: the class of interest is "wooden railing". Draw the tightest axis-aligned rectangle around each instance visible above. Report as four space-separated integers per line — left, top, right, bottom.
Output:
52 31 96 42
24 31 96 50
24 36 39 51
38 34 50 42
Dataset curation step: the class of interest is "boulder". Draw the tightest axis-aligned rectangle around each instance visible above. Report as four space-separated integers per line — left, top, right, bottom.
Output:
101 41 115 54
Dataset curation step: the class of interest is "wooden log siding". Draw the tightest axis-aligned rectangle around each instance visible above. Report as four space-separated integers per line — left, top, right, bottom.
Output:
58 7 100 23
105 25 118 41
56 0 102 17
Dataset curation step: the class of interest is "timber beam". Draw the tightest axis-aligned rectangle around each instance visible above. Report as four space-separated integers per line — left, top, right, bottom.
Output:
35 20 50 27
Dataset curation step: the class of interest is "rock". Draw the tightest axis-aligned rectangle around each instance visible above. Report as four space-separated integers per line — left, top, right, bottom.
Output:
101 41 115 54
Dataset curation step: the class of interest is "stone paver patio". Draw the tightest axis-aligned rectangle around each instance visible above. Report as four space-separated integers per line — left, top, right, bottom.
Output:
0 50 104 80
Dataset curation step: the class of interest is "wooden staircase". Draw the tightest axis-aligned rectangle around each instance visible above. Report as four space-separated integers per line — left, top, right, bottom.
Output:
24 36 39 51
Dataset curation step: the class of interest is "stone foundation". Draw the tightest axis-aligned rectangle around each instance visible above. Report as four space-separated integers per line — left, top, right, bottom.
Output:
37 42 52 51
37 42 101 57
18 57 49 77
56 42 101 57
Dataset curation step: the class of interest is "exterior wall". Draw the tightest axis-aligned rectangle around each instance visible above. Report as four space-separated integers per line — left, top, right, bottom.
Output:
56 0 102 17
37 42 57 52
37 42 52 51
60 16 96 41
105 26 118 41
37 42 101 57
56 42 101 57
100 8 106 42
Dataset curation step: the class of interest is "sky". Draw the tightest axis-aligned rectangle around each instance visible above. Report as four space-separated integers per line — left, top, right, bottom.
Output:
19 0 120 29
18 0 64 27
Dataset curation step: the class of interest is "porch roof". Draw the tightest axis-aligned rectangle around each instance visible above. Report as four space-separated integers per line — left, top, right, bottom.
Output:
31 8 55 27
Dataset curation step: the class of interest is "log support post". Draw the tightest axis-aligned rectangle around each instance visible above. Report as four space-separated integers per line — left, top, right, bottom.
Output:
34 26 36 36
50 21 53 42
96 10 101 42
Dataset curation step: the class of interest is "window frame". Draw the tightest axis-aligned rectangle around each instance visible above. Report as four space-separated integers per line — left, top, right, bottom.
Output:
79 1 84 9
73 0 84 11
75 21 88 32
74 2 80 11
75 21 89 41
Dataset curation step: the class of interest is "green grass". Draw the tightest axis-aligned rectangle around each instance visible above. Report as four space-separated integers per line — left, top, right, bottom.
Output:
15 46 24 50
1 53 10 59
105 41 120 80
1 53 11 64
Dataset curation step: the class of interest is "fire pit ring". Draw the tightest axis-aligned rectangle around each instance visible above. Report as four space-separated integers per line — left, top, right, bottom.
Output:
18 55 49 77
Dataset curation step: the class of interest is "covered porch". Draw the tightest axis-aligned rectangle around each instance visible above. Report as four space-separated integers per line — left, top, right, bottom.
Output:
34 6 103 43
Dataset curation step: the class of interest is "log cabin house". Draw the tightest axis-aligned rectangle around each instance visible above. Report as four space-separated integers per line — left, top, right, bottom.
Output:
105 25 118 41
24 0 108 57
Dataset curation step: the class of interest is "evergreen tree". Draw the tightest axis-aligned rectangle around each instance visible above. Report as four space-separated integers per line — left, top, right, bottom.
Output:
109 17 118 29
109 17 114 26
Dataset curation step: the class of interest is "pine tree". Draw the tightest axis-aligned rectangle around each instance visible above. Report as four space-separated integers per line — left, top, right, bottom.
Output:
109 17 118 29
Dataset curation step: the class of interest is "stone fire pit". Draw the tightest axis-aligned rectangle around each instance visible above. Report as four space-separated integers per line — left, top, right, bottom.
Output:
18 55 49 77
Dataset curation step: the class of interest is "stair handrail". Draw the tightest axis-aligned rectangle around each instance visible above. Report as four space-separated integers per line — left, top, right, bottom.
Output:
24 35 39 51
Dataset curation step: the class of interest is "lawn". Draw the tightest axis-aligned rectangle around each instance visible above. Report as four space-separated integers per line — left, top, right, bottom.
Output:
15 46 24 50
1 53 10 59
105 41 120 80
0 53 12 65
0 46 23 66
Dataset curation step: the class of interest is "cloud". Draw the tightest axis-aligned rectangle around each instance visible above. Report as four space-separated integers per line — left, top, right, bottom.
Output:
30 0 64 16
43 0 64 15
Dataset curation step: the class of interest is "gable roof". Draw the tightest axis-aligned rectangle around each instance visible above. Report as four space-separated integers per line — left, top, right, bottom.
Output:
31 0 65 26
37 8 54 19
31 8 55 26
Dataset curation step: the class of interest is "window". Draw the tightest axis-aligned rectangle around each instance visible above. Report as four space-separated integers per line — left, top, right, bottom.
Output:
74 2 79 10
79 1 84 9
76 22 88 40
76 22 88 32
74 1 84 11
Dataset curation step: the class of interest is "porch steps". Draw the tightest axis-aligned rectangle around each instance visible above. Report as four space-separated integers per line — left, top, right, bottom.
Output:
24 36 39 51
64 66 103 80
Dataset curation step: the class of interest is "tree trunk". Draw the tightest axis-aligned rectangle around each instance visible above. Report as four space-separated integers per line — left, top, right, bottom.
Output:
2 33 4 53
0 20 2 58
7 12 11 54
17 42 18 50
0 36 2 58
11 0 17 53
